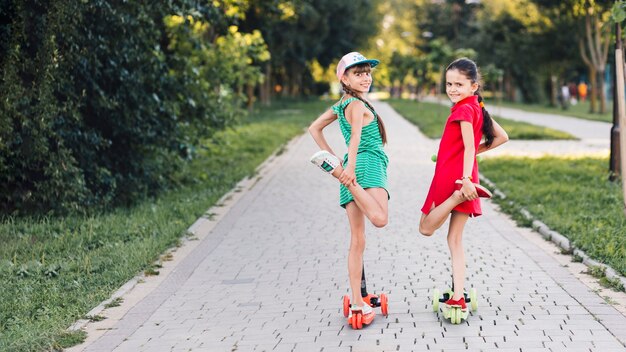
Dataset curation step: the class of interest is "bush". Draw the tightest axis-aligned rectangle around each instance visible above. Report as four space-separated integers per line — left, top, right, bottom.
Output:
0 1 268 215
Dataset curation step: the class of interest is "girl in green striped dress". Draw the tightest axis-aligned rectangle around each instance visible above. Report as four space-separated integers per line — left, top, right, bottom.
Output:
309 52 389 324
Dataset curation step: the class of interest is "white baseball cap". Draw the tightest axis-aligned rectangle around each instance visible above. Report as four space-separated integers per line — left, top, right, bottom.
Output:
336 52 379 80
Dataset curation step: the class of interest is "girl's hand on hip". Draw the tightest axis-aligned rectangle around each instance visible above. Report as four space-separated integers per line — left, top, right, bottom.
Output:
339 165 356 186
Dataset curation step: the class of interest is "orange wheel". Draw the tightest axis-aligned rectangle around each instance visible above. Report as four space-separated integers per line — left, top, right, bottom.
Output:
343 295 350 317
356 312 363 329
351 313 358 329
380 293 389 316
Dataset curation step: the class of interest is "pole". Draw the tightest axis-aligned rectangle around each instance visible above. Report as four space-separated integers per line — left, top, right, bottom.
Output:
615 23 626 215
611 49 621 180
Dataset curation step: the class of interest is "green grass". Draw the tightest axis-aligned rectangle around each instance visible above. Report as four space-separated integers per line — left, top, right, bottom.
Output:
480 156 626 278
386 99 576 140
0 99 330 351
487 99 612 123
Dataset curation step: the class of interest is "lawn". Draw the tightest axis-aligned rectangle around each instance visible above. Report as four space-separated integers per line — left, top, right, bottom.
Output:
480 156 626 279
386 99 576 140
487 99 612 123
0 99 330 351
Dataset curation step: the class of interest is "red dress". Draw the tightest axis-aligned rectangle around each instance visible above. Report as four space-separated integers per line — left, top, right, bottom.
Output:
421 95 484 217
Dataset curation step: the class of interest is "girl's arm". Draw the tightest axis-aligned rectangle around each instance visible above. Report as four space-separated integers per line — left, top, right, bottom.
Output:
308 108 339 156
459 121 478 199
339 101 366 186
477 118 509 155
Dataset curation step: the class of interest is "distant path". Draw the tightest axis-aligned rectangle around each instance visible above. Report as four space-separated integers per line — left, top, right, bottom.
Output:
423 96 611 157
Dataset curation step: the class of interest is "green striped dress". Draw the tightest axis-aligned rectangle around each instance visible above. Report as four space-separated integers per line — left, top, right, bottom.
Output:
332 97 389 208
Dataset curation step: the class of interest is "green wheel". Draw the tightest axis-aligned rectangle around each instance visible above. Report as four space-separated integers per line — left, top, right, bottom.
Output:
470 288 477 311
432 289 440 312
454 308 461 324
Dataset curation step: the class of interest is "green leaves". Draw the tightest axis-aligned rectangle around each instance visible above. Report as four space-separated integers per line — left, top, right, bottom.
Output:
0 1 270 215
611 1 626 23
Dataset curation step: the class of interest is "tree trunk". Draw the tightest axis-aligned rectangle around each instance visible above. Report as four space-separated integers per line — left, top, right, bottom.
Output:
392 83 401 99
280 71 288 98
615 26 626 214
589 67 597 113
504 71 515 101
598 69 606 114
260 63 271 106
550 74 558 107
246 83 255 111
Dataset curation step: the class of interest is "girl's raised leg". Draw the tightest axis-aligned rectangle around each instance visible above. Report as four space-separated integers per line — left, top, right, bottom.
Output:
348 187 388 228
447 211 469 300
419 191 465 236
345 202 367 307
332 165 388 228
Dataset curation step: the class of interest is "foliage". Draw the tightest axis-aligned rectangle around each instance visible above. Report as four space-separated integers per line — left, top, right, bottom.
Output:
0 1 268 215
0 99 330 351
531 0 615 113
473 0 555 102
612 1 626 23
481 156 626 277
375 0 618 106
413 0 481 48
242 0 380 96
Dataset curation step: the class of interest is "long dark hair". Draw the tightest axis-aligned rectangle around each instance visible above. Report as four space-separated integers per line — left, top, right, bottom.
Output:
341 64 387 145
446 58 495 147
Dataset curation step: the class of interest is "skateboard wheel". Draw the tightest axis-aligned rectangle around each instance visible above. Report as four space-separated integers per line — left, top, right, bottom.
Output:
356 312 363 329
432 289 440 312
343 295 350 317
469 288 477 311
351 313 358 329
380 293 388 316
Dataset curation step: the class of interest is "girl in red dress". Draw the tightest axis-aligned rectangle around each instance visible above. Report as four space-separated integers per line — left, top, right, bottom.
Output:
419 58 509 310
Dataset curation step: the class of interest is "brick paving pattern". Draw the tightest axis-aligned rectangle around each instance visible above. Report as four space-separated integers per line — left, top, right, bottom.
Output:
79 102 625 352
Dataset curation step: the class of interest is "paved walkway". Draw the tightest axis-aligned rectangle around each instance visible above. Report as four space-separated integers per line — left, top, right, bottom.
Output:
72 102 625 351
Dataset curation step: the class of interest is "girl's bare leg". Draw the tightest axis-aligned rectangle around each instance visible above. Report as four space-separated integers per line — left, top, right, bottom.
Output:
419 191 465 236
332 165 388 228
447 211 469 300
345 202 367 306
349 187 388 228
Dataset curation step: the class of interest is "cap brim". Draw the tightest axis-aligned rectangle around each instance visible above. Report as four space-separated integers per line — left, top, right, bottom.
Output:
345 59 379 70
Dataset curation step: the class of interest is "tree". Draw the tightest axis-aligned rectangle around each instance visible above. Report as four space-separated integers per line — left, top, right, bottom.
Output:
243 0 380 100
413 0 481 49
578 1 612 113
0 1 269 214
471 0 556 103
532 0 614 113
